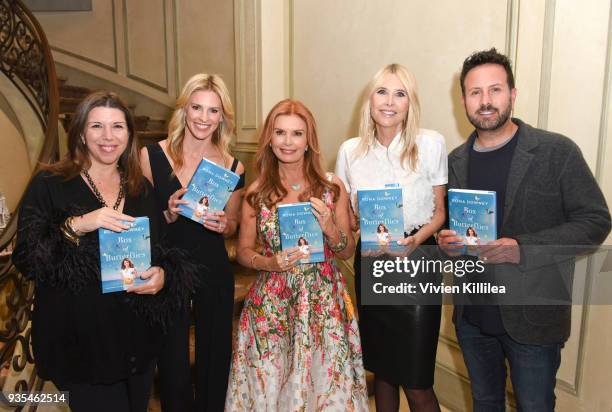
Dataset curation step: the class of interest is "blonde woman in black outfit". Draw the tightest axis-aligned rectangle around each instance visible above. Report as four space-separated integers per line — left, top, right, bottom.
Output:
140 73 245 412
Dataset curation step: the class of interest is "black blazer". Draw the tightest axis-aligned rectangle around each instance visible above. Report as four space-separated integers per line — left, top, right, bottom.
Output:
449 119 610 344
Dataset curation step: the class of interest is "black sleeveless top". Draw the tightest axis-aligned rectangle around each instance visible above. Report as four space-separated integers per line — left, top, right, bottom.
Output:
146 143 245 290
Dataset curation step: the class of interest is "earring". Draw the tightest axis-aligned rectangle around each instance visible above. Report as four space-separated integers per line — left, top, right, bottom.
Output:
305 146 309 152
80 134 85 145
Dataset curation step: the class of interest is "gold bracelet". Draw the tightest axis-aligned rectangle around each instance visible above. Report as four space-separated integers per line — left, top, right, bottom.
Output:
60 219 80 246
65 216 83 237
250 254 260 271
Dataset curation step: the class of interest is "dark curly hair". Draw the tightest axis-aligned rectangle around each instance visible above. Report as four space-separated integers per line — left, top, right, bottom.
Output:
460 48 515 96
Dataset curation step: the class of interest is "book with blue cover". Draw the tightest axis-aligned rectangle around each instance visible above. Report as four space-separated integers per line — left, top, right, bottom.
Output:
278 202 325 264
99 216 151 294
357 187 405 254
448 189 497 255
179 158 240 224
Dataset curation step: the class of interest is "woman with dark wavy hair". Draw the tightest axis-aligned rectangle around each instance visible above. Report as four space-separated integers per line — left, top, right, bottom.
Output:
13 91 194 412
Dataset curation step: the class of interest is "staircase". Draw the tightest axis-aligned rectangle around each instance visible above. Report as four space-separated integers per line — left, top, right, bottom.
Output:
58 79 169 147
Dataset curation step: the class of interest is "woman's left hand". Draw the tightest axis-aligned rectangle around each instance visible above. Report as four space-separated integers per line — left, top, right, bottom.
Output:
393 235 417 257
310 197 335 236
203 211 227 234
127 266 165 295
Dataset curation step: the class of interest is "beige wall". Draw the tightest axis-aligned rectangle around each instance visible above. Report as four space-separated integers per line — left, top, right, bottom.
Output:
34 0 236 108
292 0 508 171
0 109 32 212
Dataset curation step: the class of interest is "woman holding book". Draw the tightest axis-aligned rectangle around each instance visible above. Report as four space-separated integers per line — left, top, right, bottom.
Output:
13 91 194 412
226 99 368 411
140 73 245 411
335 64 447 412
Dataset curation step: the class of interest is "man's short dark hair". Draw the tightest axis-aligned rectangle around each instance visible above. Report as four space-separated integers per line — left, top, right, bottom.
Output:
460 48 515 96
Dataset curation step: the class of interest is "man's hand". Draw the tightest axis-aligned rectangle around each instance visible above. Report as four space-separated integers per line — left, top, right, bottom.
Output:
480 237 520 264
437 229 465 257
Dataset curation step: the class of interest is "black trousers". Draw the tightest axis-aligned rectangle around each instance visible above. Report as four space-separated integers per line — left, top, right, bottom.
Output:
157 284 234 412
55 361 155 412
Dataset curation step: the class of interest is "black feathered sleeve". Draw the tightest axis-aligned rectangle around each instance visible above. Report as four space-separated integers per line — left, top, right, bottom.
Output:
127 243 202 329
124 180 203 329
13 173 99 291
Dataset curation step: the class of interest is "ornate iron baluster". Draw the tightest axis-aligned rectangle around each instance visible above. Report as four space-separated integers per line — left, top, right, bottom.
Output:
0 1 59 410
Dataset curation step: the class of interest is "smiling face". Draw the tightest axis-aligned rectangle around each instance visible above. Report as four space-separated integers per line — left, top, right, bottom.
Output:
83 106 129 169
270 114 308 165
184 89 223 141
369 72 409 136
462 63 516 132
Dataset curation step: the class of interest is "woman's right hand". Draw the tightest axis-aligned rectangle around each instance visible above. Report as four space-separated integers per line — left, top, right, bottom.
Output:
72 207 135 233
267 247 304 272
166 187 189 223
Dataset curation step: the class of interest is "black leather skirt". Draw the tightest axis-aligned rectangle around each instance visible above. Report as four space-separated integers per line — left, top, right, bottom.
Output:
354 234 441 388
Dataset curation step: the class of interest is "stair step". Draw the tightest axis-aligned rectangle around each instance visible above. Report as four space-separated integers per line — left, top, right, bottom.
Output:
60 84 92 99
146 118 167 131
134 115 150 131
138 130 167 146
59 96 82 113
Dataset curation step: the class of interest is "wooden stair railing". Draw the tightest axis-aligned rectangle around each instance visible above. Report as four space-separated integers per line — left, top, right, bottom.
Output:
0 0 59 409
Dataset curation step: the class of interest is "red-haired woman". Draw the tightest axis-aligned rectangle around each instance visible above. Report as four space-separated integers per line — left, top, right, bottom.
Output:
225 99 368 411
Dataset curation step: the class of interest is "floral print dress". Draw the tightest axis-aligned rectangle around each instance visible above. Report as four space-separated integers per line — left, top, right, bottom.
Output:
225 190 369 411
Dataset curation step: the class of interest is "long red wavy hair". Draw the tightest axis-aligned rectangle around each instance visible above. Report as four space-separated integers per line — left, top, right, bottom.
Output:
247 99 339 212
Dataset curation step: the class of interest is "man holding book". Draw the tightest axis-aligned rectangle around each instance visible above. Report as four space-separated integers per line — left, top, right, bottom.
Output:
438 48 610 411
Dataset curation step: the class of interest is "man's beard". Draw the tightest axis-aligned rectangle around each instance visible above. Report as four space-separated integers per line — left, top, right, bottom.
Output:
467 102 512 131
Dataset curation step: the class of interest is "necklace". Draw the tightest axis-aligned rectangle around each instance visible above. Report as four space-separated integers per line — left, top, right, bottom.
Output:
83 169 125 210
290 183 302 191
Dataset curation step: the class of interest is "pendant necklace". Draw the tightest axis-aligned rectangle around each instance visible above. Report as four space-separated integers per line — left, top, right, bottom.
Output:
290 183 302 191
83 169 126 210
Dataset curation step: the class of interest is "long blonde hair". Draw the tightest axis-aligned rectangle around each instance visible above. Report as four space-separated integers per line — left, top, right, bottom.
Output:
166 74 235 170
354 63 421 170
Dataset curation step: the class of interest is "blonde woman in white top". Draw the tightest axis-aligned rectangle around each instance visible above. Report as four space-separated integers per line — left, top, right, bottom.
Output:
335 63 447 412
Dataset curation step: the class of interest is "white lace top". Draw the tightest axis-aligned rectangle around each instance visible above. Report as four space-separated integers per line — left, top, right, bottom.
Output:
335 129 448 233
